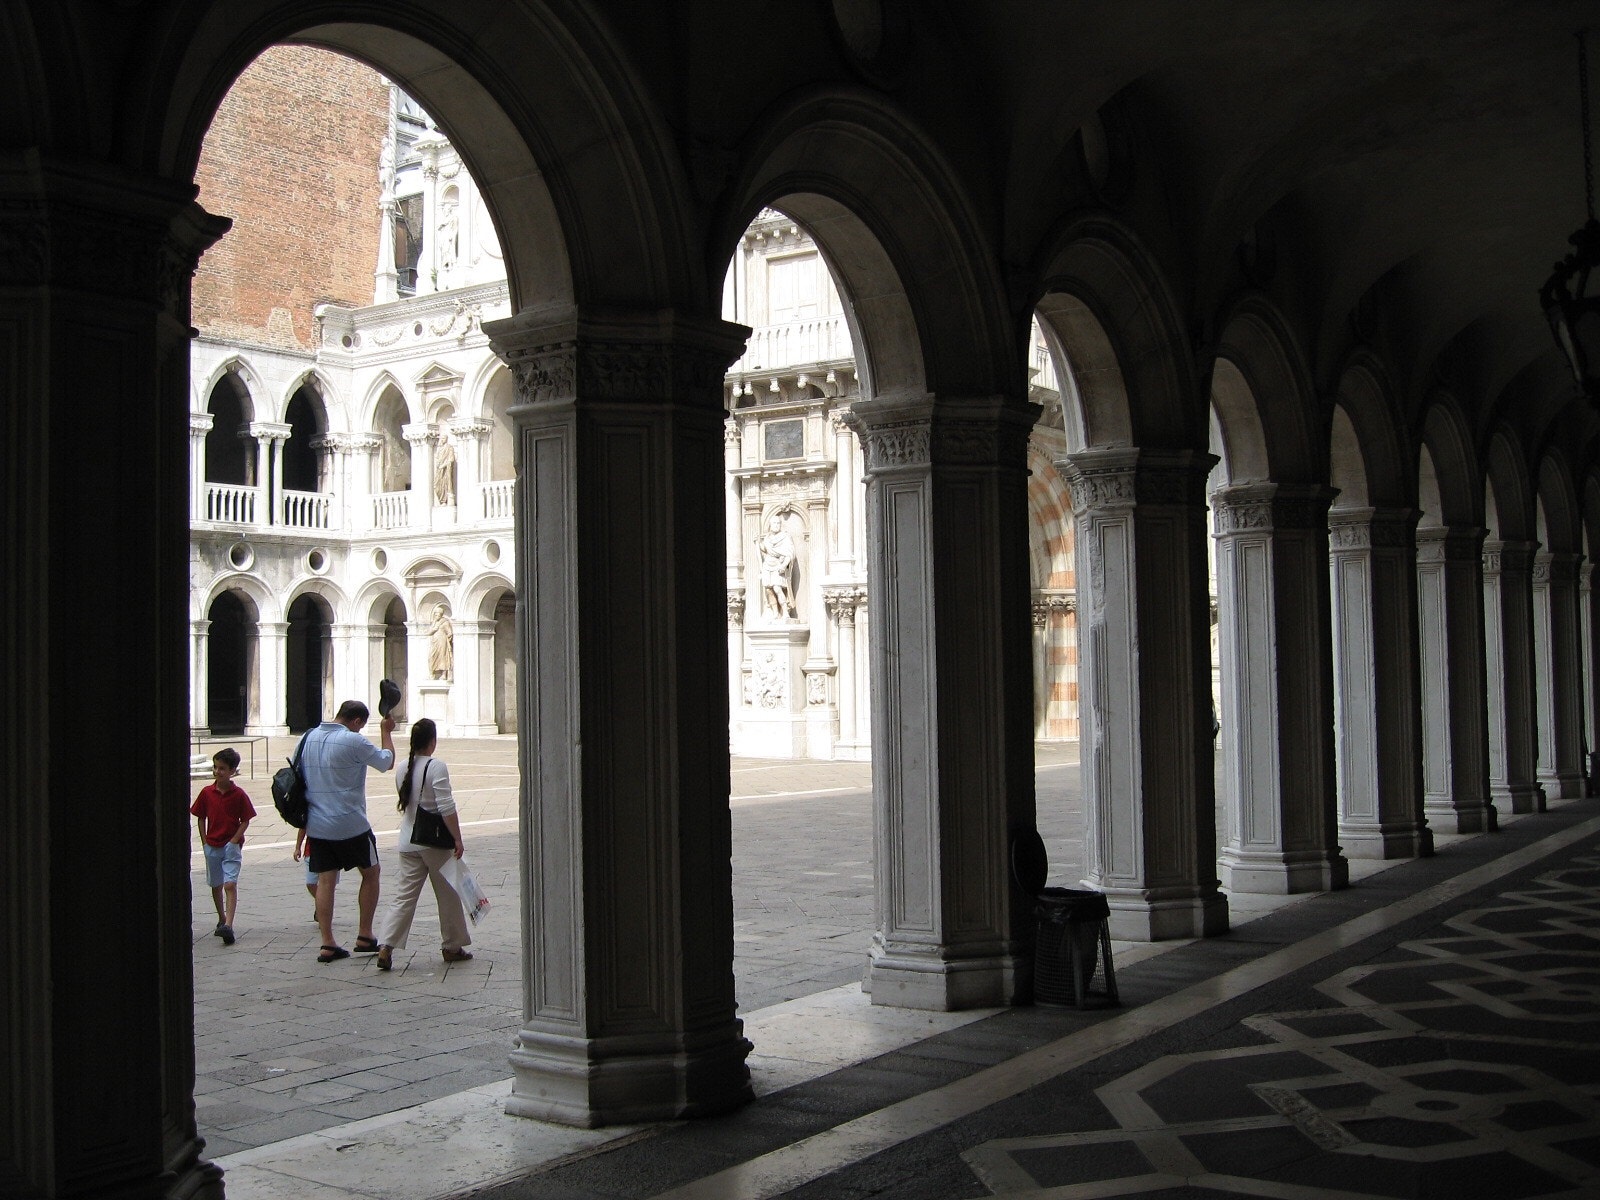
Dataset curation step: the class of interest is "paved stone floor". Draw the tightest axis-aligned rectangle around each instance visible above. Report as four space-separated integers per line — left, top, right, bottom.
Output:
190 738 1084 1155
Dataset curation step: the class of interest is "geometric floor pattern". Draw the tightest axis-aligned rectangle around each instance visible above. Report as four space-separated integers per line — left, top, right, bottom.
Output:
964 849 1600 1199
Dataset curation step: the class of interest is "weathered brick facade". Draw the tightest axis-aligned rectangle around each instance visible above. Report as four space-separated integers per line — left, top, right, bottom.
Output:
193 45 386 349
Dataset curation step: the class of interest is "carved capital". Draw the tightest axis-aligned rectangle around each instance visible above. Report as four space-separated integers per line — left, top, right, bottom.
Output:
447 415 493 441
1481 539 1537 576
1533 552 1580 587
727 589 746 627
248 421 292 445
1328 506 1418 551
1210 484 1335 535
1415 525 1487 565
488 312 748 407
823 586 868 623
1059 448 1216 515
189 412 215 435
851 398 1035 473
402 422 441 446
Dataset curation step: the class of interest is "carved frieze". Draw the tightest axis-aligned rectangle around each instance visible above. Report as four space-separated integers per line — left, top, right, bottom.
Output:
1328 509 1417 551
1481 540 1537 576
861 423 931 471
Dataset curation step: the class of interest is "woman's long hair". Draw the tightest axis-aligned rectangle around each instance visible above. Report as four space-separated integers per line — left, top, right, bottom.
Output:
396 718 438 812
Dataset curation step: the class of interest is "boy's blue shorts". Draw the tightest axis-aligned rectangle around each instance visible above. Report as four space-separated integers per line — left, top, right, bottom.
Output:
203 842 243 888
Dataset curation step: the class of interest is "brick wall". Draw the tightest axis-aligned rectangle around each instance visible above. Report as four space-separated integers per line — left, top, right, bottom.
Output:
193 45 387 350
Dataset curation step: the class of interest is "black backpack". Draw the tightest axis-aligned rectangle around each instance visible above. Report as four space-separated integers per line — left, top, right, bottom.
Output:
271 733 311 828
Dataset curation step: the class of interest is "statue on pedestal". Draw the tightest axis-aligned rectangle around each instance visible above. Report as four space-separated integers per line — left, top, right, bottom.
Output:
433 436 457 506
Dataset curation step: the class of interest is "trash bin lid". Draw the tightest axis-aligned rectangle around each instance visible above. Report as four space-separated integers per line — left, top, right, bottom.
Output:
1010 827 1048 895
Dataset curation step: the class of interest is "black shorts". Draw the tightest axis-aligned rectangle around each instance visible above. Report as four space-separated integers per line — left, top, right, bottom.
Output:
308 830 379 874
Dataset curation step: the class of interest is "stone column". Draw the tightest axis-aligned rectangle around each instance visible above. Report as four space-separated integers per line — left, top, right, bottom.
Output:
1210 484 1346 894
189 411 213 520
1031 597 1050 737
1415 526 1496 832
851 396 1039 1005
0 154 228 1199
487 309 753 1125
347 432 383 532
1583 562 1599 793
1482 540 1545 813
1533 550 1586 799
825 587 867 756
330 623 362 710
724 418 744 591
248 422 290 525
1059 448 1228 939
449 415 491 521
1328 507 1432 858
191 617 211 732
451 618 490 735
831 409 858 573
404 422 436 530
254 620 291 735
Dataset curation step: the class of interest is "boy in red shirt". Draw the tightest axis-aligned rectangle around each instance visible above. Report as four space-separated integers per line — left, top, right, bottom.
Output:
191 748 255 945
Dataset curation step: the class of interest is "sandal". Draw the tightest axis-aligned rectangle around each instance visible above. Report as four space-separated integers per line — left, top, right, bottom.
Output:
375 946 393 971
353 935 380 954
442 948 473 963
317 945 350 963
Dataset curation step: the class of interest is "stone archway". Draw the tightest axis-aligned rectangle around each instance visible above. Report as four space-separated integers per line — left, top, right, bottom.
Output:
285 592 333 731
205 589 258 734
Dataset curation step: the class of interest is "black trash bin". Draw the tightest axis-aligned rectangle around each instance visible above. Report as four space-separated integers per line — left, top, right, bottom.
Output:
1012 829 1119 1009
1033 887 1118 1008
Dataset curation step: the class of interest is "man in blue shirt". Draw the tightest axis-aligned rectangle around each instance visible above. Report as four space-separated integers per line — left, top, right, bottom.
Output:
302 699 395 962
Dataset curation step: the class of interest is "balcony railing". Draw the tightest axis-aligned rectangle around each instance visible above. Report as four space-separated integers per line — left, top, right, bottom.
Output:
372 490 409 530
733 314 851 374
204 482 260 525
280 489 333 530
481 479 515 521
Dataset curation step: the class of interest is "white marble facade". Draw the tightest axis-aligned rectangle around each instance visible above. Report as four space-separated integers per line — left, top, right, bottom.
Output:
191 109 1083 750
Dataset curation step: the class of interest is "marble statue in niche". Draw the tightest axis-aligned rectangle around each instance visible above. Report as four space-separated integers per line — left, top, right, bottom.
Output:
429 604 454 681
433 435 457 505
757 511 798 621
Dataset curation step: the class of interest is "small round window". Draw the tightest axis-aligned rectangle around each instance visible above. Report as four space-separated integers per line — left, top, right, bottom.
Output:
228 541 253 570
307 549 328 574
483 540 501 565
372 548 388 572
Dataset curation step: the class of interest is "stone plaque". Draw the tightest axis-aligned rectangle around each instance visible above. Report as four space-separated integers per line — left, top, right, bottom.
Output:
764 419 804 461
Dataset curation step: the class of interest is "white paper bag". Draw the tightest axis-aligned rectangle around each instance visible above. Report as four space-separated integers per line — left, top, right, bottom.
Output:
439 854 491 925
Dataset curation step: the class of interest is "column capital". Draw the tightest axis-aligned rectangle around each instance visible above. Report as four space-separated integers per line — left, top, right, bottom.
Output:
0 153 229 320
402 421 441 446
1327 505 1418 550
1415 524 1487 564
189 411 215 434
1210 483 1336 534
1058 446 1217 514
848 395 1036 473
247 421 291 444
1482 538 1538 574
1533 550 1582 586
486 308 748 406
823 585 868 623
447 415 493 441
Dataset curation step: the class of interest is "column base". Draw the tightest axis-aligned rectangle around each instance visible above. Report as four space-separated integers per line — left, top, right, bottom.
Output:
246 724 291 737
1338 822 1434 859
165 1143 225 1200
866 936 1021 1010
1423 797 1498 834
506 1021 753 1127
1218 848 1349 895
1491 783 1546 814
1102 888 1229 941
1537 770 1585 801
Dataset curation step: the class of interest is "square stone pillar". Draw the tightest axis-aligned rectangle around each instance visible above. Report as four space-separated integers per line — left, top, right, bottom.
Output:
853 397 1040 1006
1211 484 1346 894
1482 540 1545 813
0 153 227 1199
1328 507 1432 858
487 309 753 1125
1533 551 1587 799
189 410 213 519
1058 448 1228 940
252 619 291 736
191 618 211 732
1415 526 1496 832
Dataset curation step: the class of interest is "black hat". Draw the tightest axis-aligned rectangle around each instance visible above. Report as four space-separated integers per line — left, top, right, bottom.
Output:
378 678 402 718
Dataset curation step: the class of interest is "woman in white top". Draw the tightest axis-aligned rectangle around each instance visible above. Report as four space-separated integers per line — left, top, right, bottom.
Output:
375 718 471 969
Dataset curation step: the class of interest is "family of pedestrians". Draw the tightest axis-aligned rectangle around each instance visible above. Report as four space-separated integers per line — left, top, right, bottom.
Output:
192 699 471 967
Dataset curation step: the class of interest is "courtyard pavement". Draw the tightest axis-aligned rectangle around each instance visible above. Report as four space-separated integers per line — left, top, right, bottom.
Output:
190 738 1087 1156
